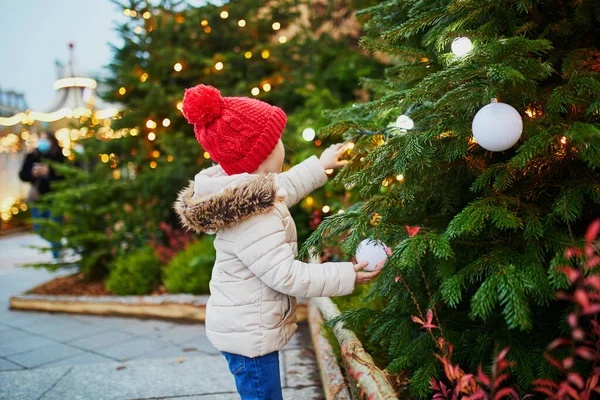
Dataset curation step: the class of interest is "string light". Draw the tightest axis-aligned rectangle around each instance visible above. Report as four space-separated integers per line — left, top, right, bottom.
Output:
146 119 157 129
124 9 131 16
162 118 171 127
314 139 322 146
204 26 211 33
203 151 211 159
322 205 331 213
305 196 314 207
201 19 209 26
278 36 287 44
272 22 281 30
167 155 174 162
140 73 148 82
262 83 271 92
130 10 137 17
251 87 260 96
244 51 252 59
238 19 246 27
152 150 160 158
382 180 390 187
560 136 568 145
143 11 151 19
148 132 156 141
113 170 121 179
215 61 224 71
150 161 157 169
325 169 333 175
134 26 143 34
220 11 229 19
302 128 316 141
130 128 138 136
118 87 126 95
176 101 183 111
396 174 405 181
174 63 183 72
261 50 270 59
100 154 109 163
451 37 473 57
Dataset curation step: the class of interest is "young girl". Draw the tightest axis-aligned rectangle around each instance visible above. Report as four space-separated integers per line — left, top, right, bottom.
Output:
175 84 380 399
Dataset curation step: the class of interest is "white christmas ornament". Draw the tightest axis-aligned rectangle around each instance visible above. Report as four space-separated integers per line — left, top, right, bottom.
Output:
472 102 523 152
302 128 316 141
355 239 389 272
451 37 473 57
395 115 414 130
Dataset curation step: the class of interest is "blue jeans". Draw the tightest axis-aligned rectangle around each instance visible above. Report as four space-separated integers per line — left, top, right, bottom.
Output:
31 207 61 259
221 351 282 400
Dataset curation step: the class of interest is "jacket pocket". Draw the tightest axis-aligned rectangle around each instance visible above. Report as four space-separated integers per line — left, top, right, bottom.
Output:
222 351 246 375
282 295 292 322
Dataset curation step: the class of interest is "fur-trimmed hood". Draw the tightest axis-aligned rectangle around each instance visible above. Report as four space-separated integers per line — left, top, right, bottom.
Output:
174 165 281 234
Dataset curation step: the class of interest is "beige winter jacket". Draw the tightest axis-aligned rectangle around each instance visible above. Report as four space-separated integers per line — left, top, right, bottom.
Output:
174 156 356 357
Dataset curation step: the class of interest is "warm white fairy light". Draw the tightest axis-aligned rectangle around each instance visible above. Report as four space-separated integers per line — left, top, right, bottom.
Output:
238 19 246 27
302 128 316 141
251 87 260 96
322 205 331 213
262 83 271 92
272 22 281 30
174 63 183 72
278 36 287 44
215 62 224 71
162 118 171 127
220 11 229 19
451 37 473 57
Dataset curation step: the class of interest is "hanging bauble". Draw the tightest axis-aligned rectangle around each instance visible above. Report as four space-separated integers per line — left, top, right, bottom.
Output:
472 102 523 152
355 239 389 272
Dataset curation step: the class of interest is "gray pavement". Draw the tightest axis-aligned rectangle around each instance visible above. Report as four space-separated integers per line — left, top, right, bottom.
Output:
0 234 324 400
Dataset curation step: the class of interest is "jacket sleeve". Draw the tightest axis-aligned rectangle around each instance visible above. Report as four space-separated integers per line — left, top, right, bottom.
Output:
19 153 35 183
277 156 327 208
231 210 356 298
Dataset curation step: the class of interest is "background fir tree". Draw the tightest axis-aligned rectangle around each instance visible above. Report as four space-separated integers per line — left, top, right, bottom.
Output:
304 0 600 395
34 0 383 278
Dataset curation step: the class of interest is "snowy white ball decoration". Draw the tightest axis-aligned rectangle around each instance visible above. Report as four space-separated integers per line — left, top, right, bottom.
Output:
472 102 523 152
355 239 389 272
451 37 473 57
395 115 414 130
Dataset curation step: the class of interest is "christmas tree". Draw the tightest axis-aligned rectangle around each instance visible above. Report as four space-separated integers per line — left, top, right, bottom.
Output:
304 0 600 395
34 0 383 278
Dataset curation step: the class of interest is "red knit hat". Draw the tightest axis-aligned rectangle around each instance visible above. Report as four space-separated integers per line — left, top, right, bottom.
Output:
181 84 287 175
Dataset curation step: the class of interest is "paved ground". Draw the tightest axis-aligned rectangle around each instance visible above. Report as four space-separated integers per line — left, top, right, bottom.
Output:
0 233 324 400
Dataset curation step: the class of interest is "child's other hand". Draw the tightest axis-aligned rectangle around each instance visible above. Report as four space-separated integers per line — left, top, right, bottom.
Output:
320 143 349 171
354 262 380 285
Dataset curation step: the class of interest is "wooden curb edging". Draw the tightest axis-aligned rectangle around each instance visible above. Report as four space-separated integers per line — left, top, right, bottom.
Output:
312 297 398 400
9 294 308 322
308 301 352 400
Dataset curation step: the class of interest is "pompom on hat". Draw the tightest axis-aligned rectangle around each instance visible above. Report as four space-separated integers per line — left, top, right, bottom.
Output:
182 84 287 175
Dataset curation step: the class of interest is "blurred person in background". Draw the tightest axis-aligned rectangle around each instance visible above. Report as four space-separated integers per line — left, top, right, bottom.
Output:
19 131 65 259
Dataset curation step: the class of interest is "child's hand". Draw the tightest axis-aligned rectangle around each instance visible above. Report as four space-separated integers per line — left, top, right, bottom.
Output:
320 143 349 171
354 262 381 285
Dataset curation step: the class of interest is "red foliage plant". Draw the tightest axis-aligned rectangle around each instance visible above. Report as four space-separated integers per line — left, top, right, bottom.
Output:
151 222 195 264
421 220 600 400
